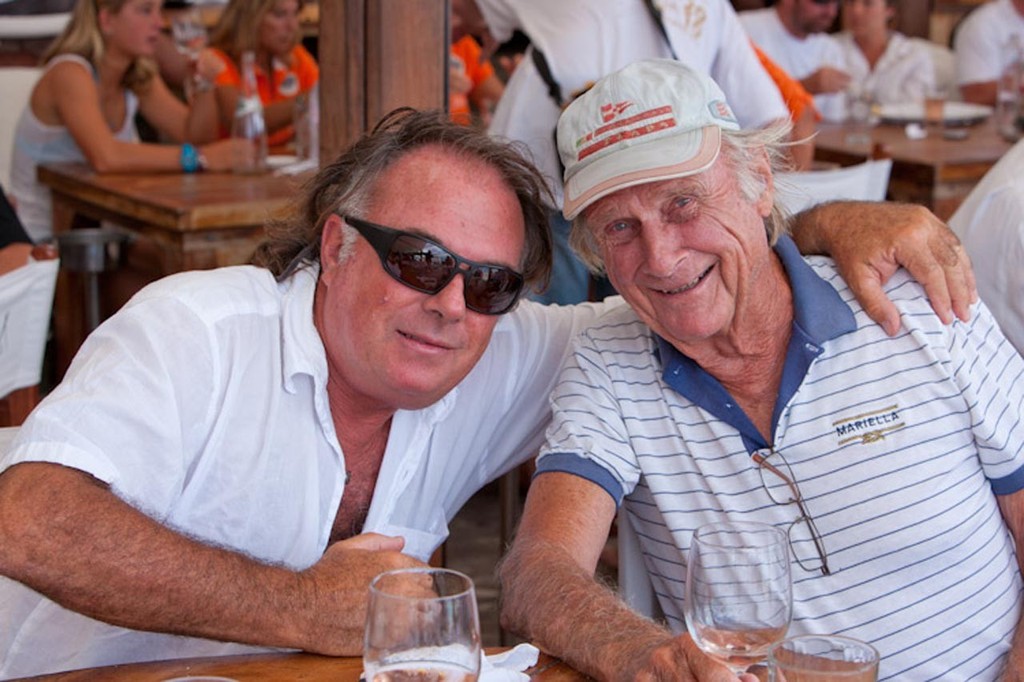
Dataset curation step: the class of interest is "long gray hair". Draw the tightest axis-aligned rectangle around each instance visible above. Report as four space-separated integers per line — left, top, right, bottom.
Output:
251 108 554 291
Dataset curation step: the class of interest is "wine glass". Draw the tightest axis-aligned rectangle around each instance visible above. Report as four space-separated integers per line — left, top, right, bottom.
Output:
170 7 209 100
363 567 482 682
685 521 793 674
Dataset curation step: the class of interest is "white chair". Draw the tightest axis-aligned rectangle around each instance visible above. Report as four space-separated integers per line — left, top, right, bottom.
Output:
0 66 42 189
0 250 59 426
774 158 893 215
616 508 664 619
0 13 70 40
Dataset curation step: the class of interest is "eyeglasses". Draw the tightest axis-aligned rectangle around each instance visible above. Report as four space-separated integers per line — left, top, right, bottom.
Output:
753 450 832 576
809 0 840 5
342 215 525 315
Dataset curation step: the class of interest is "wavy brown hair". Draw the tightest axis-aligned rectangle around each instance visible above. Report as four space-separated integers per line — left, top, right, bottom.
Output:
251 108 554 292
42 0 157 93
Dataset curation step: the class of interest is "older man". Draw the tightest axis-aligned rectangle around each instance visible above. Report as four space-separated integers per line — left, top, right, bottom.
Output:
0 108 977 678
500 60 1024 681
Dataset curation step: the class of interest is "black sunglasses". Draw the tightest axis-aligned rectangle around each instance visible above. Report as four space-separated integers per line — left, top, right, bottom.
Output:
342 215 525 315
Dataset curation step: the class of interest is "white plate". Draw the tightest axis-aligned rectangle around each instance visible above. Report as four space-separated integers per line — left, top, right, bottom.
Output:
878 101 993 127
266 154 299 169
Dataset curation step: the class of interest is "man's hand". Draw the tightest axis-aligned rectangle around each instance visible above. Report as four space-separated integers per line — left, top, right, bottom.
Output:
295 533 426 656
791 202 977 336
800 66 851 95
630 634 761 682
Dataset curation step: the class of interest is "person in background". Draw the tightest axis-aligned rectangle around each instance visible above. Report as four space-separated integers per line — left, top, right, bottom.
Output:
953 0 1024 106
0 185 34 275
741 0 851 121
207 0 319 148
499 59 1024 682
836 0 936 115
8 0 244 243
949 137 1024 355
752 43 819 169
449 34 504 128
0 106 978 677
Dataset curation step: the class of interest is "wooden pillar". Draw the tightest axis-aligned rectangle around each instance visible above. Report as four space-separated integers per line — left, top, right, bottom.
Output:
318 0 448 163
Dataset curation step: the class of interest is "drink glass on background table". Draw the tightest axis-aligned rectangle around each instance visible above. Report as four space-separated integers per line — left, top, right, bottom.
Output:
364 567 482 682
685 521 792 674
768 634 879 681
170 7 208 101
844 84 877 147
923 87 947 136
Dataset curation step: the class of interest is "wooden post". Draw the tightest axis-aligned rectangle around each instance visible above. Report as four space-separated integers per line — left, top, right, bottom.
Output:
318 0 448 163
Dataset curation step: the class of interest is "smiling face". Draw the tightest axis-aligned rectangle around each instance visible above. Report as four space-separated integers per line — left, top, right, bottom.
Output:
99 0 165 59
314 144 526 415
258 0 300 59
582 152 781 351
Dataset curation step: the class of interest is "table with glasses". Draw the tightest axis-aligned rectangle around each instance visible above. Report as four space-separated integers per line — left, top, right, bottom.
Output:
37 162 307 376
9 649 584 681
813 116 1013 220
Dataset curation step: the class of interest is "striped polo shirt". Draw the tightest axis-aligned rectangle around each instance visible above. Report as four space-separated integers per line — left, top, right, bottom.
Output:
538 235 1024 681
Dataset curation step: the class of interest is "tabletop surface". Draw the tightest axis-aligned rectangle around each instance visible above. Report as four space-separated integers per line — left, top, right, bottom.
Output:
11 650 585 682
815 118 1013 170
37 163 306 232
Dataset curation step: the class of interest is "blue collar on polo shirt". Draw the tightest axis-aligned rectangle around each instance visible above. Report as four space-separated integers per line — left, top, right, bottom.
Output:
657 234 857 450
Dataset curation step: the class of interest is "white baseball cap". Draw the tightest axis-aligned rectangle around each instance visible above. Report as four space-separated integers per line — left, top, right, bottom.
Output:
557 59 740 219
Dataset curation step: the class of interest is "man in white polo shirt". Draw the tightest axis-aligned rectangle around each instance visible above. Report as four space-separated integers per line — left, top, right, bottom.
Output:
500 59 1024 681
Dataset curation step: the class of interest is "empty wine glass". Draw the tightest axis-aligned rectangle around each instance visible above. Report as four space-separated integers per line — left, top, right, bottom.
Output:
170 7 208 100
363 568 481 682
685 521 793 675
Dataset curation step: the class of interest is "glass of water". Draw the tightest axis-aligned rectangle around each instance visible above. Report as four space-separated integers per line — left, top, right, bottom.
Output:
364 568 481 682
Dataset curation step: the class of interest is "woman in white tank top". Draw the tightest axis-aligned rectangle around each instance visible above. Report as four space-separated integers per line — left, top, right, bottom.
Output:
9 0 248 241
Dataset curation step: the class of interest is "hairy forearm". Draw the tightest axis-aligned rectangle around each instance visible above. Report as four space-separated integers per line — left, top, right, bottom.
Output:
500 539 672 682
0 463 354 653
788 202 835 255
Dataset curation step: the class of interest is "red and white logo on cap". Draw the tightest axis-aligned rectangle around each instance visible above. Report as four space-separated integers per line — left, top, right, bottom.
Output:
575 103 678 161
600 101 633 122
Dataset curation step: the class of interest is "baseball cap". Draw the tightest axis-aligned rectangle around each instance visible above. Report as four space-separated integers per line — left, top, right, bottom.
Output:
557 59 740 219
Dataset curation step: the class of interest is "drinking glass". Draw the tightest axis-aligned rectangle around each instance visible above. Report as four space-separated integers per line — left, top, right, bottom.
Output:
768 634 879 681
364 568 482 682
170 7 208 101
685 521 793 674
923 86 948 135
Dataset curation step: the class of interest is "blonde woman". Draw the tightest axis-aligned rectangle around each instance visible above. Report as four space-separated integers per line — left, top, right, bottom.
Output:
208 0 319 147
9 0 246 242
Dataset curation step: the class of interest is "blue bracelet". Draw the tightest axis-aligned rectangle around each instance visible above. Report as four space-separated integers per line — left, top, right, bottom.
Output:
180 143 201 173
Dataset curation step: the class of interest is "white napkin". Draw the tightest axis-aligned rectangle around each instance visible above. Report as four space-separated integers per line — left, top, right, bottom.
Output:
480 643 540 682
273 157 319 176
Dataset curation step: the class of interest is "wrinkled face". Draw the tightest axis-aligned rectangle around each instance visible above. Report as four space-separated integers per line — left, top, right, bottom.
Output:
259 0 300 58
790 0 840 36
314 145 526 413
582 153 775 349
841 0 893 41
100 0 165 57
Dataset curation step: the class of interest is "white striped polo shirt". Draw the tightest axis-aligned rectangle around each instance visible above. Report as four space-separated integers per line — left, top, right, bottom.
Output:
538 235 1024 681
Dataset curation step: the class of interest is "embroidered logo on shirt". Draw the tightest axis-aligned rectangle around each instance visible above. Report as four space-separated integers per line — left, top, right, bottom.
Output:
834 404 904 445
279 72 300 97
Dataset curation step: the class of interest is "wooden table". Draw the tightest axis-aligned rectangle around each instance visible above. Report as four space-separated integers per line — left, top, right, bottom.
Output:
813 117 1012 220
10 650 585 681
38 163 306 375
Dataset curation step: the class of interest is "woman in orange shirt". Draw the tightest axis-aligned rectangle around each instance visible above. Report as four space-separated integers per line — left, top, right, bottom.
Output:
207 0 319 147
